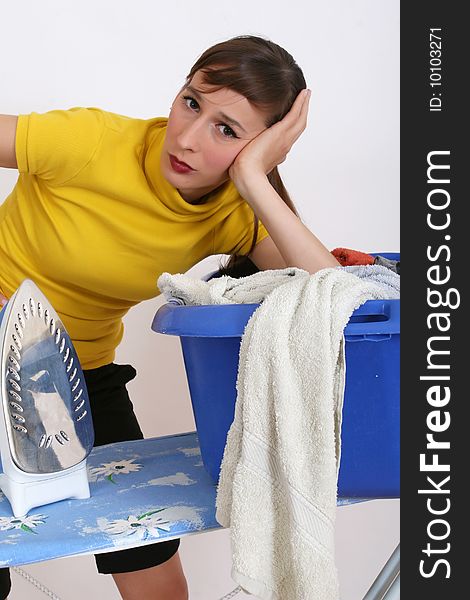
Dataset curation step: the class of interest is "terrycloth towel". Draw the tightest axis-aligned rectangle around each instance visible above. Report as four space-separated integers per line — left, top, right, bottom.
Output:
157 267 307 305
157 264 399 306
157 266 398 599
342 264 400 299
214 269 394 599
374 255 400 274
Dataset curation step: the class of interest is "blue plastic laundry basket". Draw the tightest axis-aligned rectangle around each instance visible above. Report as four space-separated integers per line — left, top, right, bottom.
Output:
152 253 400 498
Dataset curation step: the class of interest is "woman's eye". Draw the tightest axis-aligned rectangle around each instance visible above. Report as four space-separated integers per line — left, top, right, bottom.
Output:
180 96 238 139
216 124 238 139
182 95 199 111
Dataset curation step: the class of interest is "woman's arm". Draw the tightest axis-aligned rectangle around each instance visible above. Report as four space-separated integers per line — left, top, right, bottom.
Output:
0 114 18 169
1 115 18 306
230 90 339 275
247 234 288 271
245 177 339 274
0 115 18 304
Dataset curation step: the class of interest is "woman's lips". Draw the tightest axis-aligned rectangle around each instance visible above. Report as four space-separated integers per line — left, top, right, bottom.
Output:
169 154 195 174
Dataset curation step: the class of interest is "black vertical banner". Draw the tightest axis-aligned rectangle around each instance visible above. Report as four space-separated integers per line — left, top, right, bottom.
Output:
401 2 464 597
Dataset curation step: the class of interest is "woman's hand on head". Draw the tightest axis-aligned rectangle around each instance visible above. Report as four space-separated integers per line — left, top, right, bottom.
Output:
0 292 8 308
229 88 311 195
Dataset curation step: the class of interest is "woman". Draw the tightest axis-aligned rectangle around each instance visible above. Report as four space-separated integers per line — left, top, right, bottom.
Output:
0 35 339 600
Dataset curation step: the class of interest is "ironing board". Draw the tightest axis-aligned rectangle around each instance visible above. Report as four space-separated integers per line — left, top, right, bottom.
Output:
0 431 221 567
0 433 399 599
0 430 369 568
0 428 399 598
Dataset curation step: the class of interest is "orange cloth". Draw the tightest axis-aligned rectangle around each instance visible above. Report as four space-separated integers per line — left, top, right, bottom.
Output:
331 247 375 267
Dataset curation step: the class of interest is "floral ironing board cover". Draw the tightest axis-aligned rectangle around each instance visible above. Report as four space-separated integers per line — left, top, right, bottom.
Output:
0 431 221 567
0 431 366 567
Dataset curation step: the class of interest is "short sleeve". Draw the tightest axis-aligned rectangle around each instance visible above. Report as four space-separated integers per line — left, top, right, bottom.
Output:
213 202 270 256
15 107 105 185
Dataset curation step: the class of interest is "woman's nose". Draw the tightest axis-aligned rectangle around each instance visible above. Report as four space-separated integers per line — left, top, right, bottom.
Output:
177 118 204 152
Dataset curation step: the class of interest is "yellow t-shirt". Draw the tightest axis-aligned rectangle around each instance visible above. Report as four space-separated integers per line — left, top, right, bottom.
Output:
0 107 269 369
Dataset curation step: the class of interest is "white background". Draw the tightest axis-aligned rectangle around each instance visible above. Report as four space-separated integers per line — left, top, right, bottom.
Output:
1 1 399 598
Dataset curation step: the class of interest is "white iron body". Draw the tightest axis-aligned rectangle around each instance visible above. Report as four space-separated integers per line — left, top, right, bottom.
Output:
0 279 94 517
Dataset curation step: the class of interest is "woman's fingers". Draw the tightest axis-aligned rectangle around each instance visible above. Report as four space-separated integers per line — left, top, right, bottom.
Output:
0 293 8 307
282 89 311 130
270 89 311 154
290 89 311 137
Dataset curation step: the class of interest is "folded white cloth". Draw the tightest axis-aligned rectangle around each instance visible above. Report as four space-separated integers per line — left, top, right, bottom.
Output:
157 266 397 599
343 264 400 299
157 267 307 305
157 264 399 306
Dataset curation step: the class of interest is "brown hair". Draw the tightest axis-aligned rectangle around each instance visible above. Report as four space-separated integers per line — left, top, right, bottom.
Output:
185 35 306 277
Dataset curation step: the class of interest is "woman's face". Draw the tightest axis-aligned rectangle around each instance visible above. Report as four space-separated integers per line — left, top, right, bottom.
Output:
161 70 268 203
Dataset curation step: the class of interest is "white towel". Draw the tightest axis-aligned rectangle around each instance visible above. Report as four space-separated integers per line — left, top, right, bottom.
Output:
157 267 307 305
157 267 396 599
157 264 399 306
343 264 400 299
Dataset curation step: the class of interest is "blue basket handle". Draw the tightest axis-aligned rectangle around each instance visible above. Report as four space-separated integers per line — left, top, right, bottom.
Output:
344 300 400 341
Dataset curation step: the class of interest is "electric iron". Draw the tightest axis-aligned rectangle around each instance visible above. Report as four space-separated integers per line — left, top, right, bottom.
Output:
0 279 94 517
